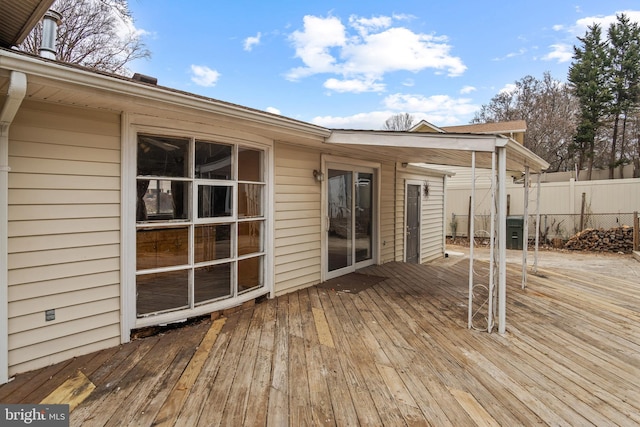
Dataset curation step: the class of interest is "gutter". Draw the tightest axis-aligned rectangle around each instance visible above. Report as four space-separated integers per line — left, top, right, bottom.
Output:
0 71 27 384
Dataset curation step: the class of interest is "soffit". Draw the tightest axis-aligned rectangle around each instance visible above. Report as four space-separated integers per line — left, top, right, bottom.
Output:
0 0 55 48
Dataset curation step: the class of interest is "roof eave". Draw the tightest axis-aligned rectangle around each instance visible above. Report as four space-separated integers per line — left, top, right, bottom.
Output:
0 49 331 138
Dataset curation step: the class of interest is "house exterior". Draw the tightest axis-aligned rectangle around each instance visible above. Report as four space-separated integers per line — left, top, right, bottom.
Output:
0 2 549 382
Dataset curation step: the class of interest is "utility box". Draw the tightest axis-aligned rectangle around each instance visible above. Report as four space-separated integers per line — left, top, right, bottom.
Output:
506 216 524 250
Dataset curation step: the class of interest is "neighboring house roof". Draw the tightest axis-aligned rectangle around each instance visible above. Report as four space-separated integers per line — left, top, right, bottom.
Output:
408 120 446 133
0 0 55 48
440 120 527 134
411 120 527 145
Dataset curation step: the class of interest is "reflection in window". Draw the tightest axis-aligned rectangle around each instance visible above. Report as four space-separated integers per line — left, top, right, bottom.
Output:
238 221 262 256
238 257 263 292
195 263 232 303
137 135 189 177
136 226 189 270
196 141 232 179
136 270 189 315
194 224 231 262
198 185 233 218
238 148 263 182
137 180 189 221
238 183 262 218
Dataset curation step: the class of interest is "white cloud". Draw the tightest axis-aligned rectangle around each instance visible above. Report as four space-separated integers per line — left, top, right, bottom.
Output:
324 78 385 93
244 32 262 51
543 43 573 63
499 83 517 94
190 65 221 87
348 15 393 36
383 93 478 116
266 107 281 115
544 11 640 65
493 48 526 61
572 11 640 36
311 111 394 129
286 14 466 93
311 92 479 129
460 85 476 94
287 15 347 80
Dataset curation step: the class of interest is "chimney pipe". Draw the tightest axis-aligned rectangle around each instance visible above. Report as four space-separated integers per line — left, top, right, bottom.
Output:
39 10 62 60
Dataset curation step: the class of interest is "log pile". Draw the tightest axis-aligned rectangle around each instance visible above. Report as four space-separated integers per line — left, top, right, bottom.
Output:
564 226 635 253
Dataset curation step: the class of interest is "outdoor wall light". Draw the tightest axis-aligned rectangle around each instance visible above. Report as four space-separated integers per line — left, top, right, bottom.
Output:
313 169 324 182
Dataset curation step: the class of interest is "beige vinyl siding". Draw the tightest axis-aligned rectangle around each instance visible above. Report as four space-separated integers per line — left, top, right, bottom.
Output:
7 100 121 375
274 143 322 295
379 162 396 263
396 166 446 264
420 176 445 262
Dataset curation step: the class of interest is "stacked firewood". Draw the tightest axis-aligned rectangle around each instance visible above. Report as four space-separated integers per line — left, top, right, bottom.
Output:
564 226 635 253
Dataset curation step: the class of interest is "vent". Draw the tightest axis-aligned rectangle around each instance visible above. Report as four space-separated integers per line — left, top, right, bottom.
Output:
39 10 62 59
132 73 158 85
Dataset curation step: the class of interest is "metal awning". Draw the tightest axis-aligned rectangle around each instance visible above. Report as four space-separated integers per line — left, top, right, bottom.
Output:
328 129 550 334
326 130 549 173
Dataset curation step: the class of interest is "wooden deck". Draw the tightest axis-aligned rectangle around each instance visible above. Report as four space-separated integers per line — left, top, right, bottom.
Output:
2 257 640 426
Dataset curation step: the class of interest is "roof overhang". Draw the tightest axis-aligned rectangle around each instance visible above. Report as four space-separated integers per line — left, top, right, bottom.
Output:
0 48 331 144
326 130 549 173
0 0 55 48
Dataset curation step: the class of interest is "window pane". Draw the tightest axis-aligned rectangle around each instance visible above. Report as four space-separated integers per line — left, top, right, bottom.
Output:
238 183 263 218
137 135 189 177
195 263 232 304
195 224 231 262
238 221 262 256
355 172 373 263
196 141 232 180
136 270 189 316
328 170 352 271
238 148 263 182
198 185 233 218
137 227 189 270
137 180 189 221
238 256 263 293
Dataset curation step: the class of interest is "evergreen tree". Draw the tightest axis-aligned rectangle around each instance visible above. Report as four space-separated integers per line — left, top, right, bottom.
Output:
568 23 611 180
605 14 640 178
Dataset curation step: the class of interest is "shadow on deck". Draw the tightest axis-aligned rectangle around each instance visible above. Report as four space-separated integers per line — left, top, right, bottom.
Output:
1 258 639 426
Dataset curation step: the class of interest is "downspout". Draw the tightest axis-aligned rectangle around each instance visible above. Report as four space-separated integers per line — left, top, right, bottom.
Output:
0 71 27 384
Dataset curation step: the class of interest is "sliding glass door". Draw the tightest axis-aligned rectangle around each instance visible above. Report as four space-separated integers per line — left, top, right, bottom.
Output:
326 165 375 279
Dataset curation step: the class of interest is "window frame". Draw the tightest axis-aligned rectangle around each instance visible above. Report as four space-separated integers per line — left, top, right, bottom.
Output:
124 124 272 331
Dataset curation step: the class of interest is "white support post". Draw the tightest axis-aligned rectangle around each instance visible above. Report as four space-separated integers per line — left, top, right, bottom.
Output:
488 151 496 333
522 166 529 289
534 173 541 274
497 147 507 334
467 151 476 329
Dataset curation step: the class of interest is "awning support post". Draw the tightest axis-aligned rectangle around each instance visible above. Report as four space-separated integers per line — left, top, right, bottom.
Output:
497 146 507 334
467 151 476 329
522 166 529 289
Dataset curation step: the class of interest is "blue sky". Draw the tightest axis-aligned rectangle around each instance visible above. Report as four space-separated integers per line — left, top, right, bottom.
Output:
126 1 640 129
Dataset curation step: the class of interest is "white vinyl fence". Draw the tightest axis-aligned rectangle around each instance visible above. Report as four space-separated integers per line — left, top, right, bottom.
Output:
447 177 640 241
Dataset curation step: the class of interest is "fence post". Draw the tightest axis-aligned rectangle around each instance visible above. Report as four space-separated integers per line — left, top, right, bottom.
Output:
579 192 586 232
634 211 639 251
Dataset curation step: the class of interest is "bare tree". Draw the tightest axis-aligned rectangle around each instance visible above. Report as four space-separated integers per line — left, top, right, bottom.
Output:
19 0 150 75
383 113 415 131
473 73 579 172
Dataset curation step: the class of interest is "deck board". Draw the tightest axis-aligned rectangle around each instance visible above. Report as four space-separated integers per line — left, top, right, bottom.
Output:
2 257 640 426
